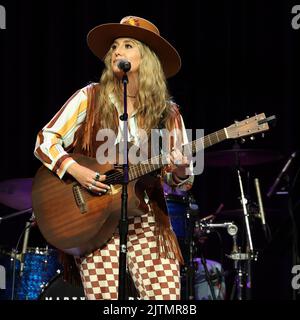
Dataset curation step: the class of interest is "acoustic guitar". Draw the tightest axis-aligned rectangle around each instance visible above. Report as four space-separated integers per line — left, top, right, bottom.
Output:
32 113 271 256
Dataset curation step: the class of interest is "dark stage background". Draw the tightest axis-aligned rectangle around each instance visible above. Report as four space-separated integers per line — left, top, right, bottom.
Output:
0 0 299 300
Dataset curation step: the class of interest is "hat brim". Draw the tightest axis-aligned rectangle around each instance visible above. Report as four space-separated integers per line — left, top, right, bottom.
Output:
87 23 181 78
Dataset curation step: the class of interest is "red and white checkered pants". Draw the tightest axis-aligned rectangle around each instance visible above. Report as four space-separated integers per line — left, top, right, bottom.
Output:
75 212 180 300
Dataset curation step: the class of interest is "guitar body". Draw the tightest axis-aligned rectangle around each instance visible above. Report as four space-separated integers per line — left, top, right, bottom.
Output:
32 154 156 256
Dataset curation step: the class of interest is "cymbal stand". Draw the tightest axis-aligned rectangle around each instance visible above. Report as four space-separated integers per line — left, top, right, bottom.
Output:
228 168 257 300
237 169 253 253
193 219 217 300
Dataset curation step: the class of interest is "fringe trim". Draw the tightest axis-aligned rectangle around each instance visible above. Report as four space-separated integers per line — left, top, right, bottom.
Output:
151 201 184 265
156 225 184 265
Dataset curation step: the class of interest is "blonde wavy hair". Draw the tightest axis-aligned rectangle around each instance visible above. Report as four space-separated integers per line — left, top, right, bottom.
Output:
95 39 175 134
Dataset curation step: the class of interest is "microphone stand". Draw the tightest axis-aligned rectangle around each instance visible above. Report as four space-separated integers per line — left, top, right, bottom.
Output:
118 71 129 300
267 151 297 198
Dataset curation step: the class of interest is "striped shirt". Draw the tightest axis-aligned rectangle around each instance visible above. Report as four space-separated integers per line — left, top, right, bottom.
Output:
34 84 194 191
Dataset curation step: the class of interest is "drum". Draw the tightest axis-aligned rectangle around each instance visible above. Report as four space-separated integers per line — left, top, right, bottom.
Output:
165 194 189 238
16 247 61 300
193 258 226 300
39 272 86 300
39 271 139 300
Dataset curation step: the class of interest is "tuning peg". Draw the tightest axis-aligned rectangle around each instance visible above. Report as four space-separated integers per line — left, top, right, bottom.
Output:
250 136 255 141
261 133 265 138
240 138 246 144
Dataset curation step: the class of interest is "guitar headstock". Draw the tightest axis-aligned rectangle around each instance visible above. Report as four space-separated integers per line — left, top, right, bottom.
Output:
226 113 270 140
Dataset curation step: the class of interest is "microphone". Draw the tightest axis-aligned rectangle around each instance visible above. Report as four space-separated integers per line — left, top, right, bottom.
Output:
20 221 31 277
20 214 36 276
267 151 297 197
117 59 131 73
254 178 268 238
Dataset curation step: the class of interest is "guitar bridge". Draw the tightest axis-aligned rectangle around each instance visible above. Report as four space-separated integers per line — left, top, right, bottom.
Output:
73 184 87 214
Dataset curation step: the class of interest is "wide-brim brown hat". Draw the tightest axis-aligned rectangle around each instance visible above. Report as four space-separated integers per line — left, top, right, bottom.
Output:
87 16 181 78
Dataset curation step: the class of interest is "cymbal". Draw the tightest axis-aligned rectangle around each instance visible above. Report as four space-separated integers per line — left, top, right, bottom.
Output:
0 178 33 211
204 149 283 167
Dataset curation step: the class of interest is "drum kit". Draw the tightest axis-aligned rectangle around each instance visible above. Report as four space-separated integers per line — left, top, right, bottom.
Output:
165 147 284 300
165 192 229 300
0 147 285 300
0 179 85 300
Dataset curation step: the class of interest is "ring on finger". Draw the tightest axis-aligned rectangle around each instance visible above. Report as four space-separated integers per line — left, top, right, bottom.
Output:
94 172 100 181
88 185 93 191
92 180 97 187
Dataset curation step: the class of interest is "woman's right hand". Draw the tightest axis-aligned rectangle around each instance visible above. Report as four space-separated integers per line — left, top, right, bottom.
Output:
67 162 110 194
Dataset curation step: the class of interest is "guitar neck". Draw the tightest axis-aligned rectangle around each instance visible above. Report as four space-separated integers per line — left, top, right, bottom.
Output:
128 128 227 181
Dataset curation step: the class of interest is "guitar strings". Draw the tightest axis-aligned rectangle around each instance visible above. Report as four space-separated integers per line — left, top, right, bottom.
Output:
91 151 166 186
98 139 194 184
103 154 163 184
96 134 211 184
